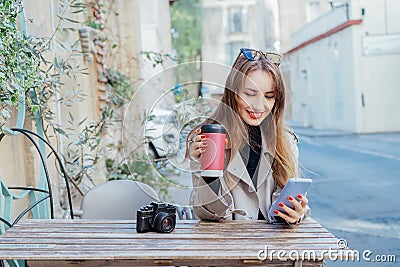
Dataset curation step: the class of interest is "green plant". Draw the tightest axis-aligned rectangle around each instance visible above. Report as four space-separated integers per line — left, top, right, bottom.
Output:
100 49 180 196
86 18 101 30
139 51 177 68
0 1 44 128
170 0 202 85
103 106 185 199
105 68 134 107
0 0 109 192
105 153 182 200
170 0 202 64
0 0 87 131
86 0 105 30
106 94 215 200
0 0 183 201
64 106 114 187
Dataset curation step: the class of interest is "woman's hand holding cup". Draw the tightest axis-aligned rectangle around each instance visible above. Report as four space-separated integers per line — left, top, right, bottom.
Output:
191 128 208 160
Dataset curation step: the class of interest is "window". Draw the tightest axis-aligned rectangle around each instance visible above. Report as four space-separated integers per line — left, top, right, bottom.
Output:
306 1 321 22
228 6 248 33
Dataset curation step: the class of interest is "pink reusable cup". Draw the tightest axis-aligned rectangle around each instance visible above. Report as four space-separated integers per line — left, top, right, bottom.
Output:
200 124 227 177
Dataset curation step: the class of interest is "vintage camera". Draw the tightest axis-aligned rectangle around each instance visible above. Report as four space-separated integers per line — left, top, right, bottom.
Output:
136 202 176 233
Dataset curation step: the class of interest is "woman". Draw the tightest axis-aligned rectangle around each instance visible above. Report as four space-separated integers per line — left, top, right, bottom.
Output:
186 48 310 226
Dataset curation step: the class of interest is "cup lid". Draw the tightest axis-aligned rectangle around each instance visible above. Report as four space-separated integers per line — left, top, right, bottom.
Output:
201 124 226 134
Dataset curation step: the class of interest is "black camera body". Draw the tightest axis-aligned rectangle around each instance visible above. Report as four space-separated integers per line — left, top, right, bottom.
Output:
136 202 176 233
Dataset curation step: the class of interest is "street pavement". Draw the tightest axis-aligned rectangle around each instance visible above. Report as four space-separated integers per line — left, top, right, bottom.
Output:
294 125 400 266
164 125 400 266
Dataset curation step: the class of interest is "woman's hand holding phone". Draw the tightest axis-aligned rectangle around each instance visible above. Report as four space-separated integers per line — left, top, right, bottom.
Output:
269 178 312 226
273 194 308 225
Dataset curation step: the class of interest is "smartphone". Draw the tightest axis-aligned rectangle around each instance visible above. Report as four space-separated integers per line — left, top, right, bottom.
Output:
268 178 312 217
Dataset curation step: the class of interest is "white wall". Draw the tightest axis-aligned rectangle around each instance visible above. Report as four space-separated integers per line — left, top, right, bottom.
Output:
137 0 175 110
353 0 400 132
288 0 400 133
278 0 331 53
202 2 226 65
291 4 350 49
202 0 258 66
289 26 357 131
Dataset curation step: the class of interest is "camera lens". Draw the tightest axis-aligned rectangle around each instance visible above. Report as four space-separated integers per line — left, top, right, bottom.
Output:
154 213 175 233
162 217 173 228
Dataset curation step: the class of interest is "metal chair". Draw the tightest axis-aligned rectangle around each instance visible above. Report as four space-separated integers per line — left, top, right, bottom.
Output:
0 128 74 267
65 180 159 219
0 3 75 266
0 129 75 224
176 205 195 220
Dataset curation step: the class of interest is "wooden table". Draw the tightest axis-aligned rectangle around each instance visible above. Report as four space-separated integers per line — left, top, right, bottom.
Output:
0 218 352 267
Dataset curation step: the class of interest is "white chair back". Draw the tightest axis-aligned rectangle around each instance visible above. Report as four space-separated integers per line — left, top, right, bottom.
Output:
80 180 159 219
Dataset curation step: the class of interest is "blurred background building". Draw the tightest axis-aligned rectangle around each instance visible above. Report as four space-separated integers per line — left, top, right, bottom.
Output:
0 0 175 213
200 0 400 133
285 0 400 133
201 0 280 97
2 0 399 219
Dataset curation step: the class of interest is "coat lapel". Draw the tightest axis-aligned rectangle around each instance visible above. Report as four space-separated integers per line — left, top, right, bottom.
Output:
226 127 275 193
256 146 273 190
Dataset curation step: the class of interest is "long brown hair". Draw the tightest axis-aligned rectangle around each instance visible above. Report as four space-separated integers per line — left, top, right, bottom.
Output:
187 53 297 189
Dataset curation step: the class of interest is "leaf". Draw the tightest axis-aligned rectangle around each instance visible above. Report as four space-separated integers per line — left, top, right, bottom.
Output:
68 112 74 123
1 109 10 118
60 42 68 52
63 17 81 24
54 127 68 136
31 105 39 114
77 116 88 126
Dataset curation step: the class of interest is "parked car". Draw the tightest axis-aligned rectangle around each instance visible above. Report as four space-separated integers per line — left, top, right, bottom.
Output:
144 108 180 159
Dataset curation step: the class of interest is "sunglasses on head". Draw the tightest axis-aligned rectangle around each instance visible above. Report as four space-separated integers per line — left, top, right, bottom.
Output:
236 48 281 66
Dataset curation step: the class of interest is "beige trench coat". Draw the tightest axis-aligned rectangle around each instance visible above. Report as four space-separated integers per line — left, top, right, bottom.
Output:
189 131 311 222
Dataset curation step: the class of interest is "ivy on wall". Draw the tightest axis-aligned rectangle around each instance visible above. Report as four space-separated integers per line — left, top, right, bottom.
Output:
0 0 182 201
0 1 44 127
0 0 88 131
0 0 106 193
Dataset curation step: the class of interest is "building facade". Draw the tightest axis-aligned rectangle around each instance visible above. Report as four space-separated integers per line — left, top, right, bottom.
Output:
201 0 280 96
285 0 400 133
0 0 174 216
